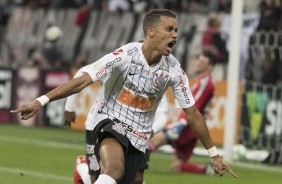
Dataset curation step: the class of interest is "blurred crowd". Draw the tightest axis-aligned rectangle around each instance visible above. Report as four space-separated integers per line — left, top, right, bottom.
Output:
0 0 282 85
0 0 233 13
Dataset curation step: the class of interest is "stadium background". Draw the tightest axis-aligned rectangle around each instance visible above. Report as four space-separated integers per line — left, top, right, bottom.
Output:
0 0 282 183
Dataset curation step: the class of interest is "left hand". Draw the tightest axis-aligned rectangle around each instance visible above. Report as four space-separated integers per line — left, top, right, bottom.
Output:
64 111 76 128
211 155 239 178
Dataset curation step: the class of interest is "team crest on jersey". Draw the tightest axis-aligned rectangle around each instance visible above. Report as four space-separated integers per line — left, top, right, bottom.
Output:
113 48 123 55
152 70 170 91
112 121 126 135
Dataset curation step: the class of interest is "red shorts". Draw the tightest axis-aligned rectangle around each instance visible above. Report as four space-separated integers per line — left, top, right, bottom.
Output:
171 126 198 161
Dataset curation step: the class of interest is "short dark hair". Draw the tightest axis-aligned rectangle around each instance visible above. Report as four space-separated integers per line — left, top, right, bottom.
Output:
143 9 176 36
202 52 216 66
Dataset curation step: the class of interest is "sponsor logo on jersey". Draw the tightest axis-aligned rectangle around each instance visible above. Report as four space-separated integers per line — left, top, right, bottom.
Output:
112 121 126 135
113 119 148 140
158 65 169 72
96 68 106 78
86 144 95 154
89 155 100 171
124 81 156 96
165 56 176 67
113 48 123 55
95 57 122 79
105 57 122 68
117 88 156 111
127 47 138 56
140 74 153 80
178 75 190 104
131 130 148 140
131 59 144 66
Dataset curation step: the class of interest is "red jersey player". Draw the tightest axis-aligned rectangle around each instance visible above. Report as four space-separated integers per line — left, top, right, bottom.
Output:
150 53 216 175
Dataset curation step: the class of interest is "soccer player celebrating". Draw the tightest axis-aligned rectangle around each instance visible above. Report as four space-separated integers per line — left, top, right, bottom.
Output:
11 9 238 184
65 64 168 184
149 53 217 175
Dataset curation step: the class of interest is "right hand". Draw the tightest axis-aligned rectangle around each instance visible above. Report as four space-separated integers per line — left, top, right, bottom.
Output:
64 110 76 128
10 100 42 120
211 155 239 178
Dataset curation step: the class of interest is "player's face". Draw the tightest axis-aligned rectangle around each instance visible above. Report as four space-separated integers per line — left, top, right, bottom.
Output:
153 16 177 56
195 55 210 74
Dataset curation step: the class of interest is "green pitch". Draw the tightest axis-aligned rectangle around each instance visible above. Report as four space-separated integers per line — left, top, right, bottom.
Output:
0 123 281 184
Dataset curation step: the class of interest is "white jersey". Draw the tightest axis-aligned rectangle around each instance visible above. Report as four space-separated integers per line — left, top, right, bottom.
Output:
65 67 168 132
82 42 195 152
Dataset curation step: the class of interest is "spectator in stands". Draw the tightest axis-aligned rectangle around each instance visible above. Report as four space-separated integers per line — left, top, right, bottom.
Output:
73 1 94 59
202 13 228 64
0 1 11 43
27 26 64 69
262 51 282 85
26 51 49 69
257 0 281 31
181 0 219 13
217 0 232 13
106 0 131 14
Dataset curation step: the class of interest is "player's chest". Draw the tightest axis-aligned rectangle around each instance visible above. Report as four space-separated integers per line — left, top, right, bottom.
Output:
124 60 171 95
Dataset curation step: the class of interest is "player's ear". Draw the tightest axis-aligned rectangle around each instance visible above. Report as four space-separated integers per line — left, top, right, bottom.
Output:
147 27 155 37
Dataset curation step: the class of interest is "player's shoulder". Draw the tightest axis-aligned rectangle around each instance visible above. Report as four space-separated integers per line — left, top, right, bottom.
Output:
163 54 181 69
112 42 141 56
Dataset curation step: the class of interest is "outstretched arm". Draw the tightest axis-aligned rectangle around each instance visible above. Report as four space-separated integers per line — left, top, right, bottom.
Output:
184 106 238 178
45 73 93 102
11 73 93 120
64 66 90 128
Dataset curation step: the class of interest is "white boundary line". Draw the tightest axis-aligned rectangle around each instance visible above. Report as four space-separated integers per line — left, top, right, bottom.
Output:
156 146 282 173
0 135 83 150
2 135 281 174
0 166 72 181
0 135 80 182
231 162 282 173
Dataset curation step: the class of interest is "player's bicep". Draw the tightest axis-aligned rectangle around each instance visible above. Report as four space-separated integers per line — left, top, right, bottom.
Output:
71 72 93 91
82 54 125 82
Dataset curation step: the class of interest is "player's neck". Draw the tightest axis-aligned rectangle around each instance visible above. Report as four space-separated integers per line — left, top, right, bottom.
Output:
142 41 162 67
196 71 211 79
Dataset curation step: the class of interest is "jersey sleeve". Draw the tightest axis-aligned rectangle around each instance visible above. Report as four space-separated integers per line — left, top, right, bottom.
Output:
82 44 130 83
65 65 89 112
156 94 168 111
152 95 168 133
170 65 195 108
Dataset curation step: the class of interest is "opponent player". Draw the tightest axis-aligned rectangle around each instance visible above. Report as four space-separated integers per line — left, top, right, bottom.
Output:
150 53 216 175
11 9 238 184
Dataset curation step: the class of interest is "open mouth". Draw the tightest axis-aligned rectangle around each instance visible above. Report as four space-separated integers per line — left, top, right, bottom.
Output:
167 41 176 50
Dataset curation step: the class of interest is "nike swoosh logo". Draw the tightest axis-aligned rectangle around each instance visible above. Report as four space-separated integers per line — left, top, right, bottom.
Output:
129 73 138 76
